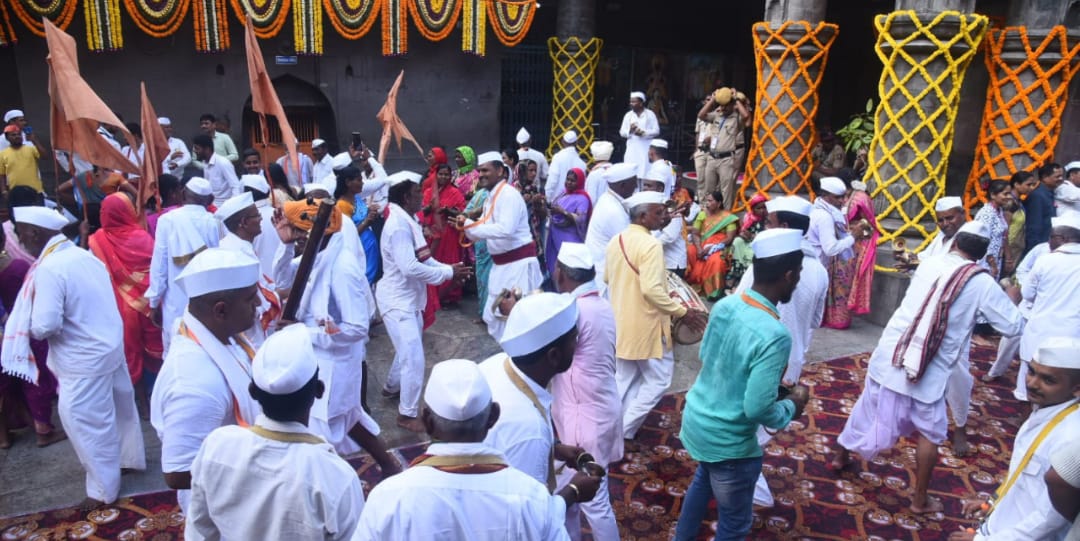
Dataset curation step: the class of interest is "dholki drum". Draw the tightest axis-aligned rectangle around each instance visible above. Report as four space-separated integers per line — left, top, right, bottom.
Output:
667 271 706 345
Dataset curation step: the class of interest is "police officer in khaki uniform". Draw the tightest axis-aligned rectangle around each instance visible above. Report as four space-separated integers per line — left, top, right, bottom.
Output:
692 98 717 198
697 87 750 210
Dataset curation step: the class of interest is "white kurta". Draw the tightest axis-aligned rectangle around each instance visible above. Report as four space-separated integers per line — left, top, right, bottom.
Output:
619 109 660 177
1055 182 1080 218
162 136 192 176
866 252 1023 403
377 203 453 417
1020 243 1080 362
585 190 630 296
251 198 281 279
988 243 1047 393
353 442 569 541
312 154 334 187
464 181 543 340
584 163 612 206
920 230 955 259
205 153 241 205
655 215 687 271
480 354 555 487
807 203 854 261
517 147 549 184
545 146 587 201
186 415 364 541
145 204 222 353
976 399 1080 541
29 235 144 503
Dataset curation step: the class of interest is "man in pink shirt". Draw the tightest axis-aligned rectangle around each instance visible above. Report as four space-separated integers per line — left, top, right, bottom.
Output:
550 242 621 541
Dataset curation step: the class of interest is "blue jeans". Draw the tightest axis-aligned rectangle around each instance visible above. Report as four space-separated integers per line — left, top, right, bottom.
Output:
674 456 763 541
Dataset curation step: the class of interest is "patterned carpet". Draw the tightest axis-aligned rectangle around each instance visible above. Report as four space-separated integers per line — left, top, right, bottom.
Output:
0 344 1021 540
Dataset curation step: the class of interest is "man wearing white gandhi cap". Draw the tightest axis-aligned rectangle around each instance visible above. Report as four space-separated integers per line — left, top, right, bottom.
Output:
584 161 637 297
215 192 281 348
550 242 621 540
150 248 263 513
459 151 543 341
584 140 615 204
516 127 549 185
158 116 192 176
949 336 1080 541
832 220 1022 515
354 358 589 540
920 196 966 260
2 206 145 509
620 91 660 177
545 130 587 201
186 324 365 541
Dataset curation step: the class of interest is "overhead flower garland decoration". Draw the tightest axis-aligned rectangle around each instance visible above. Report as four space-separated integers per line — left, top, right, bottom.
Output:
293 0 323 54
488 0 534 47
323 0 380 40
123 0 190 38
194 0 230 51
0 1 16 45
408 0 460 42
84 0 124 51
230 0 290 38
381 0 406 55
461 0 484 55
8 0 78 37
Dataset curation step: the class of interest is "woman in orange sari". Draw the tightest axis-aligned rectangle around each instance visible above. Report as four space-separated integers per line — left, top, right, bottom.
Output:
88 193 162 416
686 190 740 300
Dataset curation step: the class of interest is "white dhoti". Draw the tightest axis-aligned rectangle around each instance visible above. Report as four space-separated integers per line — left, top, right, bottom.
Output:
57 364 146 503
988 315 1024 381
1014 359 1030 402
837 376 948 460
482 257 543 341
383 309 426 418
753 427 776 507
615 348 675 440
310 343 380 456
944 350 974 427
556 462 619 541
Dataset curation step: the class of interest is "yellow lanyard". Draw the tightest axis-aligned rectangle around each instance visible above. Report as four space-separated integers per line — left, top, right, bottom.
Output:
248 425 325 445
414 454 507 468
502 357 556 492
988 400 1079 516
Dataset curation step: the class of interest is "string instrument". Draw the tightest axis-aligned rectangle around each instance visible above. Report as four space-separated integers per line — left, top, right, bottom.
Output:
281 198 334 322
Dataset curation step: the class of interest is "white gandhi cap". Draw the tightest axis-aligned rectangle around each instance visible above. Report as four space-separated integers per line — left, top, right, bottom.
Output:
557 242 593 270
957 220 990 239
1052 214 1080 231
1065 161 1080 173
935 196 963 212
623 190 666 210
500 292 578 357
643 160 671 183
311 138 326 148
387 171 422 187
562 131 578 144
186 177 213 196
605 162 638 184
516 127 531 145
331 152 353 171
13 206 68 231
4 110 23 123
650 139 668 149
766 195 812 217
157 117 171 126
752 228 803 258
477 151 503 166
215 193 254 221
175 248 260 299
630 91 646 102
1033 336 1080 370
590 141 613 161
241 174 270 194
424 359 492 421
818 176 847 196
252 323 319 395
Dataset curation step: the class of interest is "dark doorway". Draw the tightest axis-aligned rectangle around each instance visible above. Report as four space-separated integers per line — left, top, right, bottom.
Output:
241 74 337 166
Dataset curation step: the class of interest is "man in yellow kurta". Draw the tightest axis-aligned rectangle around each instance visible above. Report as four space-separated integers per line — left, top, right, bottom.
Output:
606 191 708 442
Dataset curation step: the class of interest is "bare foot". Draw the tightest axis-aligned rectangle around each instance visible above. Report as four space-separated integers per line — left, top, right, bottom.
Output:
980 374 999 383
77 497 105 512
396 415 425 433
36 430 67 448
829 446 853 472
952 431 972 457
909 495 944 515
472 318 485 325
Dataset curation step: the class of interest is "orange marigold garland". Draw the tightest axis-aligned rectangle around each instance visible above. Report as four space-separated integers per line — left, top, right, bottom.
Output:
123 0 189 37
293 0 323 54
194 0 230 51
323 0 379 40
84 0 124 51
0 0 17 45
381 0 406 55
9 0 78 37
230 0 290 38
408 0 460 42
487 0 534 47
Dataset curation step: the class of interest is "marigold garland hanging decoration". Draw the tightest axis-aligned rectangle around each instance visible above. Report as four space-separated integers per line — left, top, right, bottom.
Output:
323 0 379 40
488 0 534 47
123 0 190 38
293 0 323 54
408 0 460 42
194 0 230 52
231 0 290 38
461 0 484 55
381 0 406 55
0 0 17 45
84 0 124 51
8 0 78 37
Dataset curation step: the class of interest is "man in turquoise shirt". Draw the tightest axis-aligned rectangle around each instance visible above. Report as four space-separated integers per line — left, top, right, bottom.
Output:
675 228 810 541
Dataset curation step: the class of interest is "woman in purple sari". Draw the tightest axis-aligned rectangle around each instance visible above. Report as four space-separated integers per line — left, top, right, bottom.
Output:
545 168 592 277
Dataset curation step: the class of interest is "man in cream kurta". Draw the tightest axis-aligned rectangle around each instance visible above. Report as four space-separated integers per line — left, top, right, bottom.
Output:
619 92 660 177
145 178 221 354
186 324 364 541
606 192 707 440
585 162 637 296
462 152 543 341
150 249 263 513
5 207 145 507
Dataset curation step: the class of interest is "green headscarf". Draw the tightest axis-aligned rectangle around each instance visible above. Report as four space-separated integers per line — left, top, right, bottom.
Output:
456 146 477 174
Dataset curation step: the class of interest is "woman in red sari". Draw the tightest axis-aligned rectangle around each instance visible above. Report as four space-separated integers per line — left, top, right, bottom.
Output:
419 163 467 309
88 193 162 417
422 146 448 194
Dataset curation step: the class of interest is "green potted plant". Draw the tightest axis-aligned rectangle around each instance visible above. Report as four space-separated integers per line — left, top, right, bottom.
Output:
835 98 875 153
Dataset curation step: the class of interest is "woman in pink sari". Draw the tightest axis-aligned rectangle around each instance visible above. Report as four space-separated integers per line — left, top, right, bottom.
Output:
845 177 878 315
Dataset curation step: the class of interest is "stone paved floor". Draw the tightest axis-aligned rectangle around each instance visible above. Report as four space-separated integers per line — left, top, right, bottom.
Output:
0 297 885 517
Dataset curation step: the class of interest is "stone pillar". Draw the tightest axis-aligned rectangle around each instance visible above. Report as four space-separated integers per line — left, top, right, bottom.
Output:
742 0 835 207
547 0 602 160
866 2 987 255
964 0 1078 209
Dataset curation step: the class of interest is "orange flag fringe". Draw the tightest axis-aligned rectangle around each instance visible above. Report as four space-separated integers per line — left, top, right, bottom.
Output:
138 83 170 215
376 69 425 163
244 17 298 180
44 18 138 176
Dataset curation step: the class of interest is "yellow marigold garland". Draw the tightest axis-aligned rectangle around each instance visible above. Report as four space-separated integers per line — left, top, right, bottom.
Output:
461 0 484 55
381 0 406 55
231 0 290 38
323 0 380 40
123 0 189 37
487 0 534 47
9 0 78 37
85 0 124 51
408 0 460 42
293 0 323 54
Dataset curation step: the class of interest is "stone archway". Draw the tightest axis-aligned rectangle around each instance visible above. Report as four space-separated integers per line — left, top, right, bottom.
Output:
241 74 337 166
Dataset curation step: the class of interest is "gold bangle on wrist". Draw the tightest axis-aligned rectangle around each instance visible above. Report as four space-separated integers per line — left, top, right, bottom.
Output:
567 483 580 502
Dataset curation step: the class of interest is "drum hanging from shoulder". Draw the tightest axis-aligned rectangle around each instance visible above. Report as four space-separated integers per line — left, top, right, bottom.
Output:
667 271 707 345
